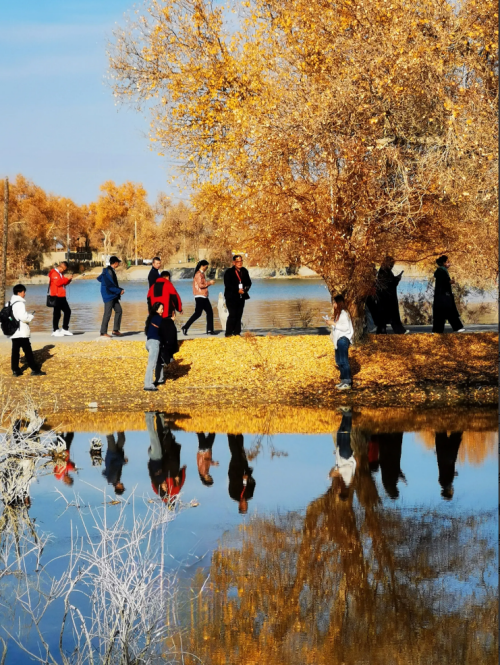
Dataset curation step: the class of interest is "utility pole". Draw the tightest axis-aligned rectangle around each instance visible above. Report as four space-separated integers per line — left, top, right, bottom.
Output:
66 203 70 263
0 177 8 306
134 217 138 266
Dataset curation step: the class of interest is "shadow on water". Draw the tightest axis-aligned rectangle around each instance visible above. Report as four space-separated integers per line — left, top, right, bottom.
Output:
0 406 497 664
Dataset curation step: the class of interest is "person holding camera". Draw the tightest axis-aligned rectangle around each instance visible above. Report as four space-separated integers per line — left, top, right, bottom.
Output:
223 255 252 337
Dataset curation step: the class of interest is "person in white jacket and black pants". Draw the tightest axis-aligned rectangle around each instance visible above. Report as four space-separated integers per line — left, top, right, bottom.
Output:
10 284 45 377
326 294 354 391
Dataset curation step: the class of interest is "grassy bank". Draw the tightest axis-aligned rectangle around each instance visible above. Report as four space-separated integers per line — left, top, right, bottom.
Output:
0 333 497 413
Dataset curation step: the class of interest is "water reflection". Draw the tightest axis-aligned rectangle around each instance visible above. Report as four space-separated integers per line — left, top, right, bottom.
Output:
186 423 497 665
146 412 186 504
0 411 497 664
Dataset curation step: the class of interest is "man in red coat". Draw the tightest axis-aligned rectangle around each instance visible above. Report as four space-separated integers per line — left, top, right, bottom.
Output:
147 271 183 317
48 261 73 336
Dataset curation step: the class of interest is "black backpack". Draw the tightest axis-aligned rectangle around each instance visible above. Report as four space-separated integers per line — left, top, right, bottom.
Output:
0 302 20 337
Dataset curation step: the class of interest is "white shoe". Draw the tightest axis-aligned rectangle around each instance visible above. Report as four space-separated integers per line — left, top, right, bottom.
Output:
457 328 466 333
51 330 64 337
404 330 411 334
61 329 73 336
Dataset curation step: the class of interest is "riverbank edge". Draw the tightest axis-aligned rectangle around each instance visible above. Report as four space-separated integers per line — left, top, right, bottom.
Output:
0 333 497 418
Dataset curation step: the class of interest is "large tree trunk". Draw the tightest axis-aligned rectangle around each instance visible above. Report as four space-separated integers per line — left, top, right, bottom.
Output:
322 263 374 341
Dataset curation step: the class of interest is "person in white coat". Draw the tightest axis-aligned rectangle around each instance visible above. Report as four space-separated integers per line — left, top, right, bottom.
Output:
326 294 354 391
10 284 45 377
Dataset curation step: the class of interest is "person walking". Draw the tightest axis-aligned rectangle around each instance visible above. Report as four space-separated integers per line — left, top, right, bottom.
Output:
148 257 162 288
223 255 252 337
435 431 462 500
144 302 165 391
181 260 216 336
9 284 45 376
432 256 465 333
375 256 408 334
326 294 354 391
48 261 73 337
147 271 183 316
97 256 125 338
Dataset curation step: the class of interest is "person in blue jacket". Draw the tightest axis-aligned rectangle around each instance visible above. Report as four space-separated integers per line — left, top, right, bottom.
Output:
97 256 125 337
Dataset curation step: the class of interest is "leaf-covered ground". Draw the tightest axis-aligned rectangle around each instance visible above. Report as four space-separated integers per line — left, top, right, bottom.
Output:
0 333 497 416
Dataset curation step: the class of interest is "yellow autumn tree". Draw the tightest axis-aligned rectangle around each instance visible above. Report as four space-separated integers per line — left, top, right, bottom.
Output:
90 180 156 262
109 0 498 320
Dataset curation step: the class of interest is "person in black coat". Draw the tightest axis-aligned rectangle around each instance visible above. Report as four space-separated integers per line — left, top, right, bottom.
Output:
375 256 407 334
158 312 179 381
228 434 255 513
435 431 462 500
223 255 252 337
147 257 162 288
432 256 465 333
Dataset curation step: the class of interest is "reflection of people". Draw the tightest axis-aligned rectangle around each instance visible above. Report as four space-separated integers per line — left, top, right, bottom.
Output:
330 408 356 500
146 412 186 504
375 256 408 335
432 256 465 333
228 434 255 513
102 432 127 495
223 255 252 337
54 432 76 486
435 432 462 500
375 433 405 499
197 433 218 486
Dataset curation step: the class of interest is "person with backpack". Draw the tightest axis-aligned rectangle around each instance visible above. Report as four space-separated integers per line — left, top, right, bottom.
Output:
7 284 45 376
181 260 216 336
48 261 73 337
97 256 125 338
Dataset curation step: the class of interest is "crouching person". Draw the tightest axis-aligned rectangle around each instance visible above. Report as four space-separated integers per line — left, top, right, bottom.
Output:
10 284 45 377
326 294 354 391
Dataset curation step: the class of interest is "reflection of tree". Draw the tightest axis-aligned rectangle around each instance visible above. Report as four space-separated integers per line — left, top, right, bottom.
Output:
187 434 497 665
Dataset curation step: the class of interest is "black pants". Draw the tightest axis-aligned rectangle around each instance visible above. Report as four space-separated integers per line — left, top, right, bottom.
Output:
53 297 71 331
184 298 214 333
432 307 463 333
11 338 39 373
100 298 122 334
225 301 245 337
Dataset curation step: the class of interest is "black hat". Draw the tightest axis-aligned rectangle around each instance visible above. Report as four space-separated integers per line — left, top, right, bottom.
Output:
109 256 121 265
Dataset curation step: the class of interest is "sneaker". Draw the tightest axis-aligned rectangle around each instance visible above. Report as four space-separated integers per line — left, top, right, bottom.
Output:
336 383 352 391
31 370 46 376
144 387 158 392
335 382 344 389
457 328 466 333
51 330 64 337
404 330 411 335
61 329 73 336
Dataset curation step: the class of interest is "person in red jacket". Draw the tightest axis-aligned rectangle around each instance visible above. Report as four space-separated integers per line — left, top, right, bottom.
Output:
48 262 73 336
146 271 183 317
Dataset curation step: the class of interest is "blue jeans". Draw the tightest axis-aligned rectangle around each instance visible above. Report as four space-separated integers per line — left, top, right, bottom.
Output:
335 336 351 384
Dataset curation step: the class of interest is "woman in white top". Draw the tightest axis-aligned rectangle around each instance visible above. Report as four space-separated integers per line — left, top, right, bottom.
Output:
326 294 354 391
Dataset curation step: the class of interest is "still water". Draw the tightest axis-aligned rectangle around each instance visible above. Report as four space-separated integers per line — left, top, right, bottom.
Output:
0 409 497 663
20 278 496 333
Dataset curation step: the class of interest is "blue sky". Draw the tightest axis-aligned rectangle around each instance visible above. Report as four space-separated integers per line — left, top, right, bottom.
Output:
0 0 185 204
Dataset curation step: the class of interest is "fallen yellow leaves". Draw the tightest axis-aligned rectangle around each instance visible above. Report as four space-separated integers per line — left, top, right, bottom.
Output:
0 333 497 416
